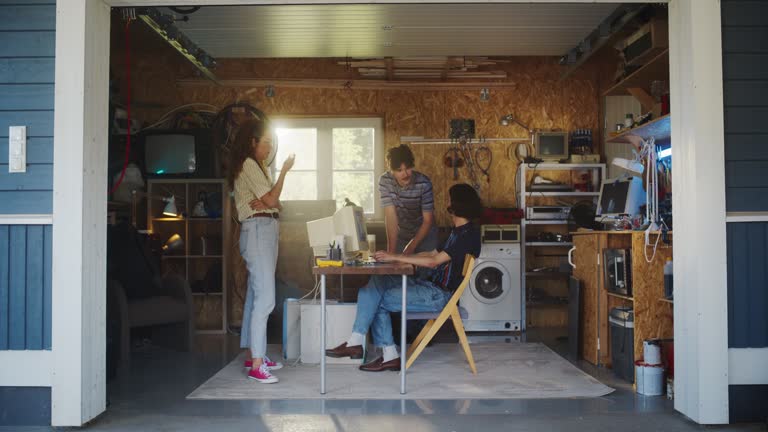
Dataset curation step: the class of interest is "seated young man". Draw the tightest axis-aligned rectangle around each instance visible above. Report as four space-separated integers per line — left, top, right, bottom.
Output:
326 183 482 371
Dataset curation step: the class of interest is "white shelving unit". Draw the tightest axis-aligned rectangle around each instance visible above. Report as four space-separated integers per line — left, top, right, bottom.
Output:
517 162 606 332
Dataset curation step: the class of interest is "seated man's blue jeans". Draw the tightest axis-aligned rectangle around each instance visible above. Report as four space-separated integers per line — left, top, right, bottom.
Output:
352 275 451 347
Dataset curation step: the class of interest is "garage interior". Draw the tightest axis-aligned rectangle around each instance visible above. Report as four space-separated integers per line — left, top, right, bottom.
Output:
100 2 700 429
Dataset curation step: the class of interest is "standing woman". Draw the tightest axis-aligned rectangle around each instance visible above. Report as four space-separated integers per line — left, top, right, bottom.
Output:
229 119 295 384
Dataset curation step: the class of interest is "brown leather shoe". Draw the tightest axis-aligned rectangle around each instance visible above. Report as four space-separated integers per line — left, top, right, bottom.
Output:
359 356 401 372
325 342 363 359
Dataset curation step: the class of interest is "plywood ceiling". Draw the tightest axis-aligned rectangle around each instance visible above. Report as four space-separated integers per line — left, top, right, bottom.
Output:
168 3 620 58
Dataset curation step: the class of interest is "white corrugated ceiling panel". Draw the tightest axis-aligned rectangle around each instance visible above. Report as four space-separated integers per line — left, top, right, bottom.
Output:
169 3 620 58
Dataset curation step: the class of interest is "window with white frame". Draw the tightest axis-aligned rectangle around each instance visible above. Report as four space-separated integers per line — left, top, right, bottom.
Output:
272 117 384 218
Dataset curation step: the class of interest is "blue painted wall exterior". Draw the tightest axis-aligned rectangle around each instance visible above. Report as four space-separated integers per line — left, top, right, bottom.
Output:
723 0 768 211
723 0 768 423
722 0 768 350
0 224 52 350
0 1 55 214
0 2 56 425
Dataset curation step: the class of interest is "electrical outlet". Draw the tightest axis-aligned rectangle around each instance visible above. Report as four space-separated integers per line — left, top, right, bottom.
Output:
8 126 26 173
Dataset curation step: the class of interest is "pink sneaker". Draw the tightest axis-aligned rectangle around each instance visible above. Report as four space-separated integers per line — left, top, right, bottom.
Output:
247 364 278 384
244 356 283 371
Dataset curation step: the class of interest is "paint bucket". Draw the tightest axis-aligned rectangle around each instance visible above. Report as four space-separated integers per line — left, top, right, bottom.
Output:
635 361 665 396
643 339 662 365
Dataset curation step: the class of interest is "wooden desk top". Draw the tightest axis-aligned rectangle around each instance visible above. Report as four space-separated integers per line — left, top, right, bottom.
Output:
312 262 414 275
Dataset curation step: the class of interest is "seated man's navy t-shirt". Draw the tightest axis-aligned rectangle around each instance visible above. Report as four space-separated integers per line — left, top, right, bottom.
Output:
428 222 481 292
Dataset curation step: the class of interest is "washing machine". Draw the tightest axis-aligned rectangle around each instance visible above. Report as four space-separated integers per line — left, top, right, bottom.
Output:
460 235 522 332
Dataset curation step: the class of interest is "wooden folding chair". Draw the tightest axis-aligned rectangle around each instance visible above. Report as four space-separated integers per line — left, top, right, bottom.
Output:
405 254 477 374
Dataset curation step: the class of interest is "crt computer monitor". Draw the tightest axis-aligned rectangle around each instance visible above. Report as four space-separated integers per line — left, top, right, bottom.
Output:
595 176 646 221
306 205 369 256
534 131 569 161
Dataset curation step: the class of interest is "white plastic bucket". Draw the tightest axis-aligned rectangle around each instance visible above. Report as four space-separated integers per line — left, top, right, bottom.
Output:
643 340 662 365
636 361 665 396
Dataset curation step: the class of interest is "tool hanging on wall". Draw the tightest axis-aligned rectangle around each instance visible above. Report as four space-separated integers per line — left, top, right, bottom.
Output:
474 138 492 183
458 137 482 190
443 143 464 180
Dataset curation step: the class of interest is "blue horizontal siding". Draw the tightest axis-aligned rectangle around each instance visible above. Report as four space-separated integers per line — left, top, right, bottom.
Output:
0 164 52 191
0 138 53 164
0 31 55 58
727 223 768 348
722 0 768 213
0 84 54 110
0 224 52 350
0 5 55 31
0 111 54 137
0 58 54 83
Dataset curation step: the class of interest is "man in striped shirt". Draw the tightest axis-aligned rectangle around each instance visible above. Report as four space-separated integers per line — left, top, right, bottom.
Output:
379 145 438 255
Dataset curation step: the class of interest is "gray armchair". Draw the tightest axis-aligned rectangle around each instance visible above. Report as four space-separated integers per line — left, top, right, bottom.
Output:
108 274 194 368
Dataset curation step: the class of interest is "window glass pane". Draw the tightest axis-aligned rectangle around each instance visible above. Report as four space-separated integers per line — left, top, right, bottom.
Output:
282 171 317 201
274 128 317 171
333 172 374 214
333 128 374 170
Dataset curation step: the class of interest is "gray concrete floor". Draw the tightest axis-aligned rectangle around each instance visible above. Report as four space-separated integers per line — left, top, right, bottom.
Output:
4 329 765 432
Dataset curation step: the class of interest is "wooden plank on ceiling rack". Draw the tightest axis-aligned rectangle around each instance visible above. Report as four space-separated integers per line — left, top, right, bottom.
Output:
603 49 669 97
606 113 670 145
177 78 516 91
558 4 647 82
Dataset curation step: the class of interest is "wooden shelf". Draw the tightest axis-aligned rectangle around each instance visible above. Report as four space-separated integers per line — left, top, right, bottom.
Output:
607 292 634 302
525 242 573 247
188 218 223 221
606 114 671 144
603 49 669 97
192 292 223 296
524 220 572 225
152 217 185 222
659 298 674 304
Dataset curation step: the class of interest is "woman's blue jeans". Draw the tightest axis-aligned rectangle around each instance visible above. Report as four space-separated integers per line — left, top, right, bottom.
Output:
239 217 279 358
351 275 450 347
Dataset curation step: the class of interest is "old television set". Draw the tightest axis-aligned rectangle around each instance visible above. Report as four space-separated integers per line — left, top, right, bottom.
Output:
534 131 569 162
142 129 216 178
306 205 369 258
595 176 646 221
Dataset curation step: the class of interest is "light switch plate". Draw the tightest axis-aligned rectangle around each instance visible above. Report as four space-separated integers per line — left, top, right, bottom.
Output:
8 126 26 173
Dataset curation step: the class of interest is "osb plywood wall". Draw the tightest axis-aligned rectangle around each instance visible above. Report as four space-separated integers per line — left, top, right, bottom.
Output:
114 64 603 226
111 20 605 326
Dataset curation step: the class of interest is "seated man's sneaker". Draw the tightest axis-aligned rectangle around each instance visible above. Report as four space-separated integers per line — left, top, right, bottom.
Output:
247 364 279 384
244 356 283 371
359 356 401 372
325 342 364 359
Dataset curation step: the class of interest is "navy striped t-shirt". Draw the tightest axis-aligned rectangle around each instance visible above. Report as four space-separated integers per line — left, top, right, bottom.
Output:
379 170 434 242
429 222 481 292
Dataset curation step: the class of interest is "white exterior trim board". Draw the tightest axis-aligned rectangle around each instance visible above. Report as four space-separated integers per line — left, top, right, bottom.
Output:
0 351 52 387
729 348 768 385
51 0 110 427
669 0 729 424
0 215 53 225
725 212 768 223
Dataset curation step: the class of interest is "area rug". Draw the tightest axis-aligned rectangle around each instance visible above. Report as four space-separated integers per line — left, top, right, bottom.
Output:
187 343 613 400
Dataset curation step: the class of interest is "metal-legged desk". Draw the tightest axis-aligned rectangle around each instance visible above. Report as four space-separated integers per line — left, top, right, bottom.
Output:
312 263 414 394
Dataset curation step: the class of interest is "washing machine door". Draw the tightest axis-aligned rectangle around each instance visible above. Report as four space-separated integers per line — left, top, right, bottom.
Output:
470 261 510 305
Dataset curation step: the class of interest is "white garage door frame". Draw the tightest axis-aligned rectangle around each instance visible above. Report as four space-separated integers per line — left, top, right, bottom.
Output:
51 0 728 426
